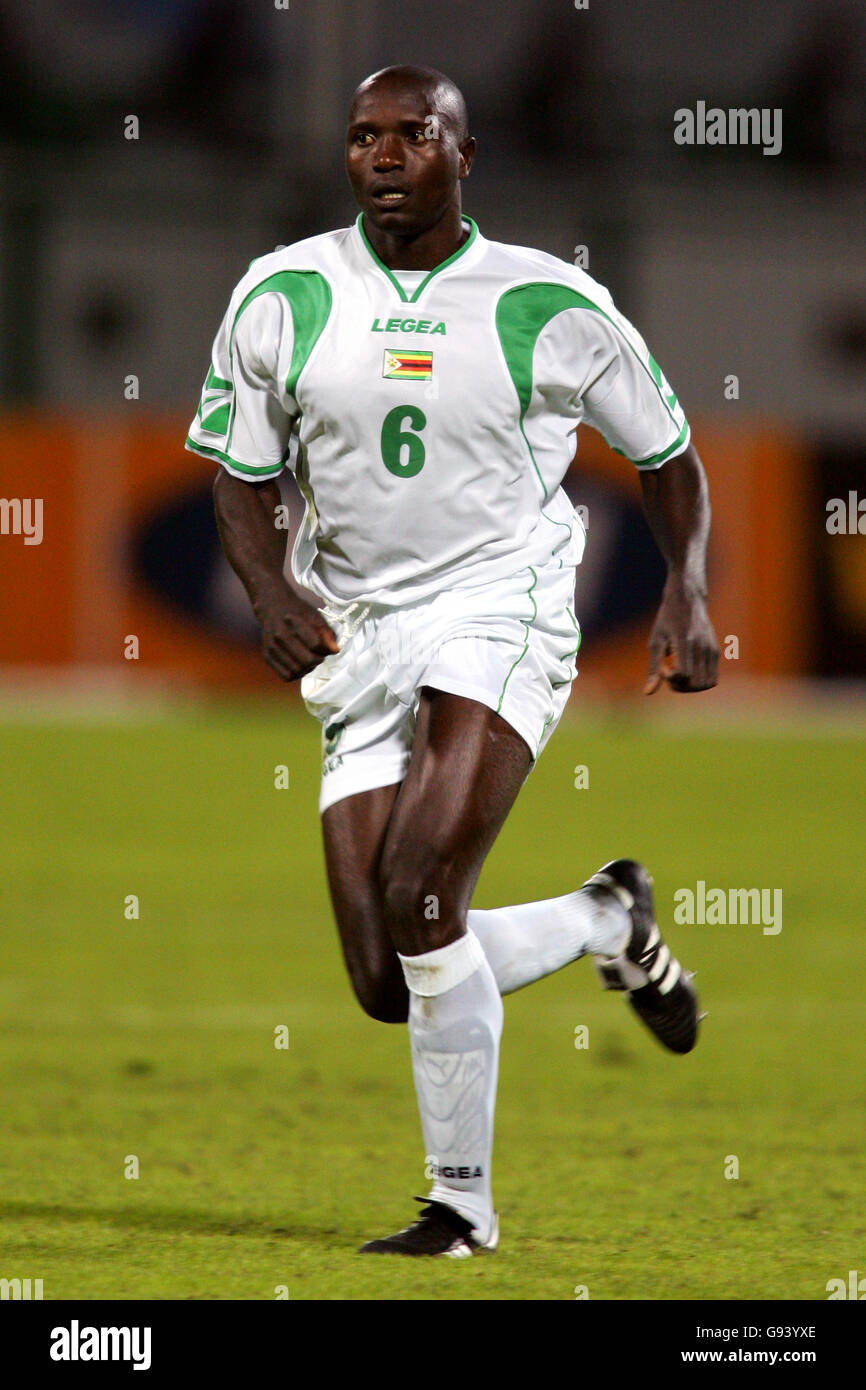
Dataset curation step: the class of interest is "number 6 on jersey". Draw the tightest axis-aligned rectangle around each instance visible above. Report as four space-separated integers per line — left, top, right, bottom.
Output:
381 404 427 477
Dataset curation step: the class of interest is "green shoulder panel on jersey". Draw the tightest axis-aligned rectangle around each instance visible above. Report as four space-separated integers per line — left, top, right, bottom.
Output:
186 270 333 478
186 268 332 480
494 280 687 471
231 270 333 398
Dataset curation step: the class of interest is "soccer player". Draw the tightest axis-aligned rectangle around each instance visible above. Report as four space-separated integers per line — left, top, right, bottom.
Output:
187 65 719 1258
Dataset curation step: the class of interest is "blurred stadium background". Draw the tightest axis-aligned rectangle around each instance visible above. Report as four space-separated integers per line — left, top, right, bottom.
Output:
0 0 864 700
1 0 864 1301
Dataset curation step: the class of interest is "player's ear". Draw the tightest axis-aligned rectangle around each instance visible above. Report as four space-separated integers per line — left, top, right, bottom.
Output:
458 136 476 179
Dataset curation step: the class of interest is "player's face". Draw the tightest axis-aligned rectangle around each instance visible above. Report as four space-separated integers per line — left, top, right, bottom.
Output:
346 83 471 237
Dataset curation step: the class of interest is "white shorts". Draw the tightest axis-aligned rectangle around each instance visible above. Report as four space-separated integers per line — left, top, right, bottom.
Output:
300 556 581 814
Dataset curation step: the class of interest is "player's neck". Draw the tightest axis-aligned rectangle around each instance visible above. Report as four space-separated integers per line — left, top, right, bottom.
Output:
363 205 468 272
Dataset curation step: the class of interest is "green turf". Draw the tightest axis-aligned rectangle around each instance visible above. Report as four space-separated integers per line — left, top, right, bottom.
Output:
0 705 863 1300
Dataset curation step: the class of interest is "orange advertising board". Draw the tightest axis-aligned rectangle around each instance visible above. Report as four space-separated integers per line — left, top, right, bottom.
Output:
0 413 810 692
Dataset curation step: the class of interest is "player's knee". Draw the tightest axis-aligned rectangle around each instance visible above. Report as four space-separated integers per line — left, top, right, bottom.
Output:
351 969 408 1024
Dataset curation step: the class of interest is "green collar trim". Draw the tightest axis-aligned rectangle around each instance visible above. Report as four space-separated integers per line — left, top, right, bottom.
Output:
357 214 479 303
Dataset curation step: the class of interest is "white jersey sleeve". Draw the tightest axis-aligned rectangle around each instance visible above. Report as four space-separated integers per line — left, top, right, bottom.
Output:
577 290 690 469
186 287 297 481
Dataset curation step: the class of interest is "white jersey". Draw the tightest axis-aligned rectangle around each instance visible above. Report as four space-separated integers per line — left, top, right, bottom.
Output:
186 216 690 607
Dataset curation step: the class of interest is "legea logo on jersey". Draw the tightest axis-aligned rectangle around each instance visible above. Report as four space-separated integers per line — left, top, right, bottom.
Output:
383 350 433 381
371 317 446 335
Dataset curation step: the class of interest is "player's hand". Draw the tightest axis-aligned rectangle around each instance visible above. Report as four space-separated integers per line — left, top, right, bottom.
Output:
254 583 339 682
643 573 719 695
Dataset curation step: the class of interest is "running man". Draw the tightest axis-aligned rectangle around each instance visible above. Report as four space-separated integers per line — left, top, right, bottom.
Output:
187 65 719 1257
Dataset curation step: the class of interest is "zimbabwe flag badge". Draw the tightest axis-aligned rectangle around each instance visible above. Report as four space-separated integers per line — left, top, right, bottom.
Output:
383 349 433 380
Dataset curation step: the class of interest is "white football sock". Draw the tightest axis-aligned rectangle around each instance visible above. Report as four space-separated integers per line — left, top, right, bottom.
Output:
399 930 502 1243
468 887 630 996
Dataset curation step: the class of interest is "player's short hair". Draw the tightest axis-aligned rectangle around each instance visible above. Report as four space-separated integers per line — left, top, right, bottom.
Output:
350 65 470 143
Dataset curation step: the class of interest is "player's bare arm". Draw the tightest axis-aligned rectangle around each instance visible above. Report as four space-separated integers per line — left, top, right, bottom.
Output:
212 469 337 681
639 442 720 694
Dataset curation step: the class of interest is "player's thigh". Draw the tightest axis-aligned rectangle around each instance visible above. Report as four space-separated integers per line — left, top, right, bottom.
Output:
321 782 408 1021
379 687 532 952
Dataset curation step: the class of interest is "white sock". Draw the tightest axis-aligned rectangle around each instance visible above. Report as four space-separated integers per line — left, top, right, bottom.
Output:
467 887 630 996
399 930 502 1243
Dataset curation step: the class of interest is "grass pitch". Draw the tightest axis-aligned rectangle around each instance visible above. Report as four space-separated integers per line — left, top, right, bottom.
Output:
0 702 863 1300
